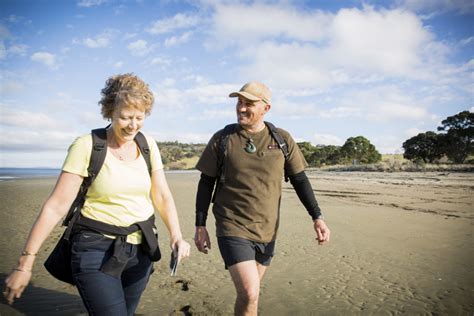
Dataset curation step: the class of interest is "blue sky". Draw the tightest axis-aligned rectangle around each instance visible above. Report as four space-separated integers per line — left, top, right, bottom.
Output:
1 0 473 168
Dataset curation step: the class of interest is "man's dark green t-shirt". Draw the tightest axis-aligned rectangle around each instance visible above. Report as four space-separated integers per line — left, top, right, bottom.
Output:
196 124 307 243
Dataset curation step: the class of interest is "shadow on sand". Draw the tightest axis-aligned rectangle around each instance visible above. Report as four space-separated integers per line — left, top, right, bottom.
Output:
0 273 86 315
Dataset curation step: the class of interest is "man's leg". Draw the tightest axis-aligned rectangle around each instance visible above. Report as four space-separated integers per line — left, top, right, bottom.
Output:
229 260 267 316
256 263 267 281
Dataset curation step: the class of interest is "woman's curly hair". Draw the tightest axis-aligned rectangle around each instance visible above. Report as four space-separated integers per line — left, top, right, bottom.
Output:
99 73 154 120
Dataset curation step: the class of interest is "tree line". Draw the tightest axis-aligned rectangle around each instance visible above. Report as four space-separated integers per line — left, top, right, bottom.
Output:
298 111 473 167
298 136 381 167
156 110 473 169
402 111 473 164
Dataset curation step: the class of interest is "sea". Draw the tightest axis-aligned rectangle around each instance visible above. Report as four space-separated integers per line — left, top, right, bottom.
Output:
0 168 198 181
0 168 61 181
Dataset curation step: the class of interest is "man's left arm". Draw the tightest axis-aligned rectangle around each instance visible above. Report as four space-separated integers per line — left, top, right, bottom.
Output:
288 171 331 245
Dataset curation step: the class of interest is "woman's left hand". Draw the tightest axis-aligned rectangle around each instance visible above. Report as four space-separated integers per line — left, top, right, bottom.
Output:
171 238 191 263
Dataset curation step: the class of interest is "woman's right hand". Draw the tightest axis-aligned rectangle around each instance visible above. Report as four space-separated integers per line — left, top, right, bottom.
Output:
3 268 32 305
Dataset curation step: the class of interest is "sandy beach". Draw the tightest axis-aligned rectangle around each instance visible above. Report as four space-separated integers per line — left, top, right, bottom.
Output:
0 171 473 315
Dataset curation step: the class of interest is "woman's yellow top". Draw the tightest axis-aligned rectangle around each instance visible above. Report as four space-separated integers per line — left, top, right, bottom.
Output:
62 132 163 244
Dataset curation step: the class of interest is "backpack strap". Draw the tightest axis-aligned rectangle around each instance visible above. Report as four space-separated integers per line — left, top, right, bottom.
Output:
264 121 290 182
89 127 108 180
211 122 291 202
212 123 237 202
62 128 153 231
133 131 152 176
62 127 108 233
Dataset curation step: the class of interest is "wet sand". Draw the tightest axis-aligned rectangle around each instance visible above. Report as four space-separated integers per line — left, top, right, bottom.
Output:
0 171 473 315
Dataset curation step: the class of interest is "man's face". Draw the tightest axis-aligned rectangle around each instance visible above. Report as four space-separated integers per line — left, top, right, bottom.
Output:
236 96 270 128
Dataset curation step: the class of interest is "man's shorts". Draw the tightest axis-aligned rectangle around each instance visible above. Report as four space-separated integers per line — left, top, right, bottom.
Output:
217 236 276 269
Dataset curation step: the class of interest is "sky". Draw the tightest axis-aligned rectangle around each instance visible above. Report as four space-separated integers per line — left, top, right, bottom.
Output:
0 0 473 168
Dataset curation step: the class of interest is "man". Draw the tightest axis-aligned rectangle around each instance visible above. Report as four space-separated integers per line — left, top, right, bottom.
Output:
194 82 330 315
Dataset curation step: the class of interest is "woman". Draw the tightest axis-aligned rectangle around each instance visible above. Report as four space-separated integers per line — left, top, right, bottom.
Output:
3 73 191 315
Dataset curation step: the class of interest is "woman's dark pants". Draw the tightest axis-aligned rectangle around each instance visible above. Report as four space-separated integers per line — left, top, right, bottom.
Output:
71 231 153 316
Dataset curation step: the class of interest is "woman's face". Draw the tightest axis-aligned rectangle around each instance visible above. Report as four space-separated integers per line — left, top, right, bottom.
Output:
110 104 145 143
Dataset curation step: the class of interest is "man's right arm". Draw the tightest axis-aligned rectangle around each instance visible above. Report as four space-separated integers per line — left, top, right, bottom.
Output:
195 173 216 226
194 173 216 253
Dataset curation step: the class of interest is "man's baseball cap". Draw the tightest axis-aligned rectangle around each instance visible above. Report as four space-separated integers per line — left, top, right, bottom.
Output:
229 82 271 104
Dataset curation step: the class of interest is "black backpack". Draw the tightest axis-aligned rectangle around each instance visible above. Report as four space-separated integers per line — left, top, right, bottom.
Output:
62 127 152 228
44 127 153 285
212 121 290 201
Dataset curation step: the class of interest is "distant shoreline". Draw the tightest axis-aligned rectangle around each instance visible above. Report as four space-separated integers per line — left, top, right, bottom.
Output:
0 168 200 181
1 163 473 181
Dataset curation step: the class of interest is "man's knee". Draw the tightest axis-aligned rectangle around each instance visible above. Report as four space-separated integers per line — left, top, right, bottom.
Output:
236 286 259 304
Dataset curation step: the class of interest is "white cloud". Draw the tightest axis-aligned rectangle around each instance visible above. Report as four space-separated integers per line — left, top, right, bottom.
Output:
184 74 206 84
0 105 65 129
209 3 449 89
377 102 427 120
186 83 236 105
0 42 5 60
164 32 191 47
113 61 123 68
319 106 362 119
151 82 236 116
77 111 108 127
372 135 405 154
161 78 175 87
460 36 474 46
239 41 337 90
146 13 200 34
313 133 344 146
123 32 138 40
150 56 171 66
268 96 319 119
150 131 211 144
7 44 28 56
212 3 331 43
188 109 235 121
323 85 430 122
30 51 57 69
0 80 24 94
76 29 118 48
328 6 432 75
0 130 76 151
153 87 185 111
114 4 126 15
395 0 474 14
0 24 11 40
61 46 71 54
6 15 24 23
127 39 152 56
77 0 107 8
405 127 424 137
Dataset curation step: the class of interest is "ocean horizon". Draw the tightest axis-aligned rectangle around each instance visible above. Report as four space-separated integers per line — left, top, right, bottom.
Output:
0 167 198 180
0 168 61 180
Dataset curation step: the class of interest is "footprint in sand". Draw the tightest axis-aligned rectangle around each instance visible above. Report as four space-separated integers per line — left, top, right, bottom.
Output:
169 304 193 315
175 279 190 291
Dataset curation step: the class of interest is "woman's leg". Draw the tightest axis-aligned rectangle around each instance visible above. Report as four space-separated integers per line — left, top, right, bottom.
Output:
121 244 153 316
71 231 128 316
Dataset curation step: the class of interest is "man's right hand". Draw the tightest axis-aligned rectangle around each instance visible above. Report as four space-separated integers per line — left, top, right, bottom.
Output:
194 226 211 254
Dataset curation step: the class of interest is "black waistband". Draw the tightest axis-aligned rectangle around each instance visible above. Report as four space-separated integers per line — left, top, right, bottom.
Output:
67 212 161 278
